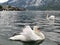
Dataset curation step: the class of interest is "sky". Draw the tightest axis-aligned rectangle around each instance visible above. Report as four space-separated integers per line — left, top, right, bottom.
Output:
0 0 8 3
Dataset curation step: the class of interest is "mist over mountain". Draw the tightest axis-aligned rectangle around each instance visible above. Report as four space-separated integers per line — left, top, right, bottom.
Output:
0 0 60 10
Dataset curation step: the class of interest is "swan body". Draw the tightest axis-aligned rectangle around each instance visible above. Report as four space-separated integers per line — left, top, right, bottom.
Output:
49 15 55 20
46 14 55 22
9 26 45 42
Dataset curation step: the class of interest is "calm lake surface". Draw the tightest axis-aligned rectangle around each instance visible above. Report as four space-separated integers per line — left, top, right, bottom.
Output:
0 11 60 45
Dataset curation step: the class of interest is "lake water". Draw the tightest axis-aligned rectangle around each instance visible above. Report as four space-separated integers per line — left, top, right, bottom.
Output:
0 11 60 45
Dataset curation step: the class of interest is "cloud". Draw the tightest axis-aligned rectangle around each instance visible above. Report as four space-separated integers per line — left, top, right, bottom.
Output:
0 0 8 3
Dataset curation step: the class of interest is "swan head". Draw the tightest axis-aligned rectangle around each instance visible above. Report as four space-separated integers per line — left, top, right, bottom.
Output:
33 26 40 32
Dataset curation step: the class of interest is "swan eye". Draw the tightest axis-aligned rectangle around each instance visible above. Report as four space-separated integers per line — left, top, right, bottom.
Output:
37 28 40 30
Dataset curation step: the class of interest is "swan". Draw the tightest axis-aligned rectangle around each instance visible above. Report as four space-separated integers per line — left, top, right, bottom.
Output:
46 14 55 22
9 26 45 43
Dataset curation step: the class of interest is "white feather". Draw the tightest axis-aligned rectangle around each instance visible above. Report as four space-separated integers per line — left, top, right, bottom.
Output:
9 26 45 41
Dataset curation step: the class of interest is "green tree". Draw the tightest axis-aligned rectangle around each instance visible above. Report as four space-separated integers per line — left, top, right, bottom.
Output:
0 5 3 11
0 5 2 9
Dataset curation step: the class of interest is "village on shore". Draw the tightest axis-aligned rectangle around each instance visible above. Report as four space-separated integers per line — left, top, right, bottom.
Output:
0 5 26 11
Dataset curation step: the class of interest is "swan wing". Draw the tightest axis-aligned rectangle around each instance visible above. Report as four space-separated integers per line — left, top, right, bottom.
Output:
20 26 33 36
9 35 27 41
9 26 33 41
20 26 40 41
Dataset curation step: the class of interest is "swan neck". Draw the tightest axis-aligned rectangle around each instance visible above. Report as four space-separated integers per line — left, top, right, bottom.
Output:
47 14 48 19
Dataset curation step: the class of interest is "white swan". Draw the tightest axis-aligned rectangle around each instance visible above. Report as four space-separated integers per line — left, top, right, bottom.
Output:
9 26 45 42
46 14 55 22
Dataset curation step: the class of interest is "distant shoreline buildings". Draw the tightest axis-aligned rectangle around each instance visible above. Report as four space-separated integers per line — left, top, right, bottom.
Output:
0 5 26 11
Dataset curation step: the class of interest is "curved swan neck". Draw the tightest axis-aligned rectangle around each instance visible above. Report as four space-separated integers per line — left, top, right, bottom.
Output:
33 26 45 40
33 27 36 31
46 14 49 19
35 31 45 40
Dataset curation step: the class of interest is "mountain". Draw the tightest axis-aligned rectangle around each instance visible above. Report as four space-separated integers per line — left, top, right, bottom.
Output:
0 0 60 10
